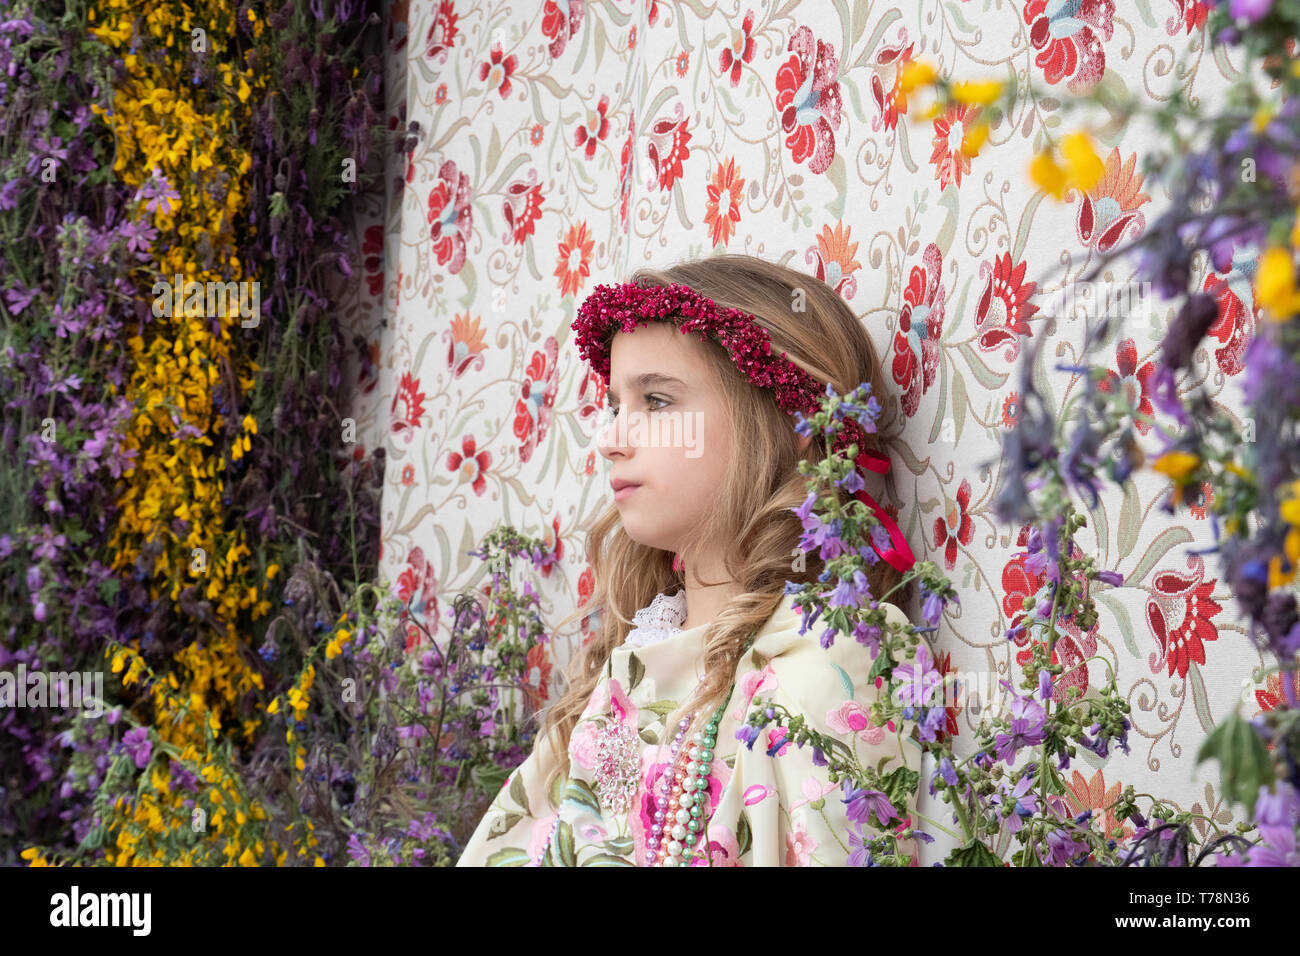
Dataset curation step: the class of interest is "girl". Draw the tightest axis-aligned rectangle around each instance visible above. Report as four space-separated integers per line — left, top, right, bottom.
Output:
456 254 924 866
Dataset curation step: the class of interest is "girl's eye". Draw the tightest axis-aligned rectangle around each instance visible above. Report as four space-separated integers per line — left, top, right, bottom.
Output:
604 395 669 418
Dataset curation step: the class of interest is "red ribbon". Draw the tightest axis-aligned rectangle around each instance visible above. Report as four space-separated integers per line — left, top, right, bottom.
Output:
849 449 916 574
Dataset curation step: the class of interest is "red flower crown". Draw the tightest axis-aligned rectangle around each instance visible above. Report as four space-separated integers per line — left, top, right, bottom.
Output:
572 280 916 573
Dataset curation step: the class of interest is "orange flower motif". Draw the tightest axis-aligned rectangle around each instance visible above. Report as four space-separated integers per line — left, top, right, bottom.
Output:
446 312 488 378
930 102 980 190
554 221 595 298
704 157 745 247
809 220 862 298
1077 147 1151 254
1064 768 1134 843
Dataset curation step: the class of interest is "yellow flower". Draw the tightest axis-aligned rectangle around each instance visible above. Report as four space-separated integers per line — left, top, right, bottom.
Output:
267 697 280 715
266 563 280 581
1256 246 1300 321
900 60 938 92
961 120 990 157
1030 131 1103 199
1152 451 1199 482
1281 479 1300 526
951 79 1002 106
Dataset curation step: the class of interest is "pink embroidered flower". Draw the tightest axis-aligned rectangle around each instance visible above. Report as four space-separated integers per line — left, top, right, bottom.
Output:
733 663 779 722
743 784 771 806
785 821 818 866
691 823 743 867
570 720 599 771
789 774 838 813
825 701 885 745
526 808 560 864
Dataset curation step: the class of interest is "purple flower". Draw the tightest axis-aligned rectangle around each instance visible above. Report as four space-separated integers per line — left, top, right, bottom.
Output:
1038 669 1053 701
136 167 180 216
1094 569 1123 587
846 822 876 867
895 643 942 707
735 724 762 750
842 781 898 828
991 772 1039 836
346 832 371 866
993 687 1047 763
922 590 944 626
1229 0 1273 23
122 727 151 769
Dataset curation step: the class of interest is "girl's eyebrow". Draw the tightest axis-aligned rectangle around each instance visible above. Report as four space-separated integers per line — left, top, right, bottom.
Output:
607 372 688 401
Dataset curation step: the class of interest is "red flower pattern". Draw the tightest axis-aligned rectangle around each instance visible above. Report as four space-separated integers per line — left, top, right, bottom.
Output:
1095 339 1157 436
447 435 492 497
1145 559 1223 680
1023 0 1114 92
890 243 945 418
718 10 756 87
774 26 843 175
933 478 974 570
513 337 560 464
974 252 1039 362
426 159 472 274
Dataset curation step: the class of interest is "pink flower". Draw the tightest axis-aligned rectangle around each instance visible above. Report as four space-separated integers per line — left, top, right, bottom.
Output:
743 784 771 806
569 721 599 771
526 809 560 864
826 701 885 745
785 821 818 866
789 774 838 813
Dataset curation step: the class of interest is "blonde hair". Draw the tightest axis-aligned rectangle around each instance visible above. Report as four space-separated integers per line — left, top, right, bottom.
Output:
535 253 915 796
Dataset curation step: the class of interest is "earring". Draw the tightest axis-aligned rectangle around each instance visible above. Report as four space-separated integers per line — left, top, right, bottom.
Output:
672 553 684 573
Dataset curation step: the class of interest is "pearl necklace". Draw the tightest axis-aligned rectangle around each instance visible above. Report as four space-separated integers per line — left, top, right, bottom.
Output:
534 636 750 867
644 703 725 866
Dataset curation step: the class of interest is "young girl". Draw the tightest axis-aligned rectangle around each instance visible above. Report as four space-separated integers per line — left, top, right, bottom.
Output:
456 254 924 867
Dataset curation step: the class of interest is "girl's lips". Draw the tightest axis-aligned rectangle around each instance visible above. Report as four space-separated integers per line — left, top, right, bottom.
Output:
614 484 641 501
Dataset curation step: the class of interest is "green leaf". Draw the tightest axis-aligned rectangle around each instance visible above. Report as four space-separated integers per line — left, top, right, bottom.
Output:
1196 711 1274 817
487 811 522 838
602 834 635 856
581 853 636 866
628 652 645 692
644 699 680 720
555 820 577 867
830 662 854 700
1095 592 1139 659
877 766 919 822
509 772 531 817
562 778 602 817
486 847 532 867
751 648 770 672
736 811 752 857
472 762 510 797
1117 480 1140 561
868 647 897 682
1126 526 1194 588
946 840 1003 866
640 728 659 746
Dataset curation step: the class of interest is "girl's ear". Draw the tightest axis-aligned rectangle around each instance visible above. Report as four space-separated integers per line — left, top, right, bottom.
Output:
797 432 812 455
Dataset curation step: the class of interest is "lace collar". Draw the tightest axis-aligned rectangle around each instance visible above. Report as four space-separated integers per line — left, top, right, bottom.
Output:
621 590 688 648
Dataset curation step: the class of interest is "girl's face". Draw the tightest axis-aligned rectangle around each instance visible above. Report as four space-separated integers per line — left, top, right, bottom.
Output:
598 323 731 554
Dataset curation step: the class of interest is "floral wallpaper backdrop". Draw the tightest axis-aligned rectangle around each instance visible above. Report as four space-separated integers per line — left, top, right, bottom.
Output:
365 0 1280 859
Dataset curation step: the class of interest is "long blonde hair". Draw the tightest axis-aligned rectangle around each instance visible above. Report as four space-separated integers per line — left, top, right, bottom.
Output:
535 253 915 795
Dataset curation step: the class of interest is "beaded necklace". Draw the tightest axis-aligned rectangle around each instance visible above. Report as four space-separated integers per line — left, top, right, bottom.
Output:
535 633 755 867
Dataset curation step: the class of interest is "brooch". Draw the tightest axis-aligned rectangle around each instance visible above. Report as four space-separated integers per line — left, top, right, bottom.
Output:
592 715 640 815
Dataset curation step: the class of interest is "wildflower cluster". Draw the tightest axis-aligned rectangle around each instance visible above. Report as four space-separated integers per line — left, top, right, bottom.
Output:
738 384 1224 865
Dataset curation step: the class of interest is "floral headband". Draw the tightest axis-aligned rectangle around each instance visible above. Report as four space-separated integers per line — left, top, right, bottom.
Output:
572 280 916 574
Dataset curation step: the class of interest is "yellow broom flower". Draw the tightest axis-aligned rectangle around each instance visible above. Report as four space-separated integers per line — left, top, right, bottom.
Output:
951 79 1002 106
1256 246 1300 321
